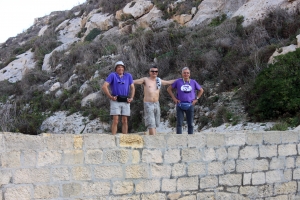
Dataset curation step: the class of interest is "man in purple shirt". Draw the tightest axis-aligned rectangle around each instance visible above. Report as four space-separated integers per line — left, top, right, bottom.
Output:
102 61 135 135
167 67 204 134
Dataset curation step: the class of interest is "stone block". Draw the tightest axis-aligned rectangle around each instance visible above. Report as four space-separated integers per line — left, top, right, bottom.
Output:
104 149 129 164
14 168 51 184
236 159 254 173
4 186 31 200
0 170 12 186
125 164 149 179
296 156 300 167
141 193 166 200
182 148 201 162
266 170 283 183
142 149 163 163
22 150 37 167
85 149 103 164
293 168 300 179
284 169 292 181
167 135 187 148
136 179 160 193
246 133 263 145
44 134 74 150
224 160 235 173
263 132 281 144
37 150 62 167
240 146 258 159
4 133 45 151
270 157 285 170
200 176 218 189
257 185 273 198
112 181 134 195
259 145 277 157
227 146 239 159
172 163 186 177
63 150 84 165
1 151 20 168
73 135 83 149
162 179 176 192
52 167 70 181
132 150 140 163
197 192 215 200
225 133 246 146
239 186 258 199
34 185 60 199
168 192 181 200
219 174 242 186
84 134 116 149
72 166 92 180
202 148 216 161
178 195 196 200
216 147 227 161
120 134 143 148
206 134 225 147
243 173 251 185
208 162 224 175
187 134 206 148
164 149 181 163
278 144 297 156
274 181 297 195
143 135 166 148
281 132 299 143
82 182 110 196
94 165 123 179
151 164 171 178
109 195 140 200
286 157 295 168
62 182 82 197
177 176 198 191
254 159 269 171
252 172 265 185
188 162 206 176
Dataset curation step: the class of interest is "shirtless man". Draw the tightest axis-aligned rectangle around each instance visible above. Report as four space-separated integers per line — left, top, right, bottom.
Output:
134 66 175 135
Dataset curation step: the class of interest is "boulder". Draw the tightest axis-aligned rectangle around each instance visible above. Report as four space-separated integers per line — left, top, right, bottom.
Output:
81 92 101 107
172 14 193 25
123 0 154 19
0 50 36 83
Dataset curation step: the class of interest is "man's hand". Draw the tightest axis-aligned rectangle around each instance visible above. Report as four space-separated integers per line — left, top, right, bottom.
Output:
127 98 133 103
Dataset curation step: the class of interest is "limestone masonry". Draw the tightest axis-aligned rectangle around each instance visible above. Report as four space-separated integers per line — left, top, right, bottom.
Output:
1 131 300 200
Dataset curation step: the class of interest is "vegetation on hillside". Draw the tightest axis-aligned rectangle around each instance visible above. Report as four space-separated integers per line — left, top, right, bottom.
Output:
0 3 300 134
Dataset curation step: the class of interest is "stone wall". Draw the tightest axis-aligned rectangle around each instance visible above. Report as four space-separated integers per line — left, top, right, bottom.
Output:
0 131 300 200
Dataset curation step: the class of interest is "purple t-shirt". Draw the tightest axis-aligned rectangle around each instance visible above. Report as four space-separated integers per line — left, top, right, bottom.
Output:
171 78 202 102
105 72 133 96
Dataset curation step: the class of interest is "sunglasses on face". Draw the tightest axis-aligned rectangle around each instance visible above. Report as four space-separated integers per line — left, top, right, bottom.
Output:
117 81 125 84
150 71 158 73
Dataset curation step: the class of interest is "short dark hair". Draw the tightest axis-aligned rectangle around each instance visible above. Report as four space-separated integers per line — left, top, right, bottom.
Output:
149 66 158 70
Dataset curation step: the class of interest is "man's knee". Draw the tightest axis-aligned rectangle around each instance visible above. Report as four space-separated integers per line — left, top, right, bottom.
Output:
122 117 128 124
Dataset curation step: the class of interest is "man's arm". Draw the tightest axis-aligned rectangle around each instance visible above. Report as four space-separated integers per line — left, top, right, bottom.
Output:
161 79 176 85
196 88 204 99
167 85 178 104
127 83 135 103
133 77 145 85
102 81 116 101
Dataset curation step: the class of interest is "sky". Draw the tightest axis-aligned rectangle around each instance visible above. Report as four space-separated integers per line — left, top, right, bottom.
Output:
0 0 86 43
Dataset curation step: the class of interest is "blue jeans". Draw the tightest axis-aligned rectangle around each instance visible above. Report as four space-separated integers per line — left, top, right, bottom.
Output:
176 104 194 134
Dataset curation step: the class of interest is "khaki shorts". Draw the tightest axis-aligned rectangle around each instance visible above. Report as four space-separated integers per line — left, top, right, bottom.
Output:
144 102 160 129
110 100 130 116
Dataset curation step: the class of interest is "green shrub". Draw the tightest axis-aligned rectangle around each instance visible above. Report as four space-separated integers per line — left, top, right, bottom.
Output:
248 48 300 120
84 28 101 42
209 14 227 27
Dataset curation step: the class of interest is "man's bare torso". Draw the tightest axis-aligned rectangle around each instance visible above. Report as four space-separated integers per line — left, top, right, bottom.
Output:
143 77 160 102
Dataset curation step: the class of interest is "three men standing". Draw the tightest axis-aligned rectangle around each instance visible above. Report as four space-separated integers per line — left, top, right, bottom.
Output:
102 62 203 135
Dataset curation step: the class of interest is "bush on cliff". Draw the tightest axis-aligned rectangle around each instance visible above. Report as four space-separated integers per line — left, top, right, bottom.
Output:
246 48 300 121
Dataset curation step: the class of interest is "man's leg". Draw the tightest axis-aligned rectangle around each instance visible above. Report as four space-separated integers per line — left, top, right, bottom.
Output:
149 128 156 135
186 106 194 134
121 116 128 134
176 106 184 134
111 115 119 135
